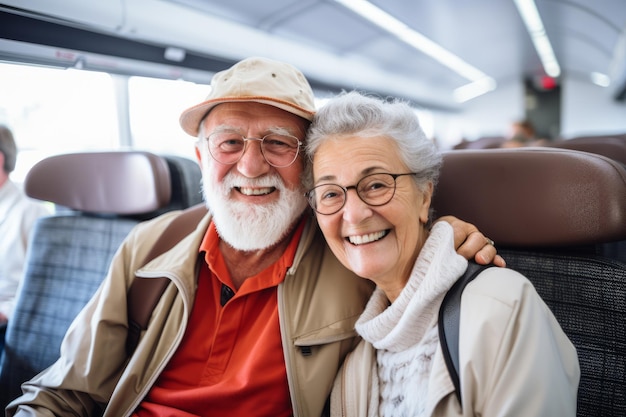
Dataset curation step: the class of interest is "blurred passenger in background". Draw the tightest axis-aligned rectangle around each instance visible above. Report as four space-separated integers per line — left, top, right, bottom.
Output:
0 125 51 344
501 119 547 148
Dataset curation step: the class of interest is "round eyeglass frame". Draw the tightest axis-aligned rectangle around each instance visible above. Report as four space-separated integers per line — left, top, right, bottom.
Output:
305 172 418 215
206 131 303 168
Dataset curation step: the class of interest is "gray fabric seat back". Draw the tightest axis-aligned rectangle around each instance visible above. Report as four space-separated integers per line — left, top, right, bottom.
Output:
432 148 626 417
0 151 202 408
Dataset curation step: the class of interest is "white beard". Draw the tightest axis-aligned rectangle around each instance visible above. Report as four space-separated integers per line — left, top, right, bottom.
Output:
202 170 308 252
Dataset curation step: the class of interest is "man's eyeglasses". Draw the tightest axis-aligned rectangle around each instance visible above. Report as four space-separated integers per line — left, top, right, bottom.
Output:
206 130 303 168
305 172 418 215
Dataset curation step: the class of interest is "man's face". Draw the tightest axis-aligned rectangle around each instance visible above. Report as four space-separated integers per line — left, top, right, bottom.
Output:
196 102 311 251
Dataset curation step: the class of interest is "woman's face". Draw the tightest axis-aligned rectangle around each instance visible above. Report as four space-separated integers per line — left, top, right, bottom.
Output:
312 135 432 298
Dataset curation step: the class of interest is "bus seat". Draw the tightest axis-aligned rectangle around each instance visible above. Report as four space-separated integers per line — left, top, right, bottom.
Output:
0 151 202 408
432 147 626 417
23 151 172 215
548 135 626 166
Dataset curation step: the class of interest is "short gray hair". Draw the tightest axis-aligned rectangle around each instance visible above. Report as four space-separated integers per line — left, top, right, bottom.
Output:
304 91 441 191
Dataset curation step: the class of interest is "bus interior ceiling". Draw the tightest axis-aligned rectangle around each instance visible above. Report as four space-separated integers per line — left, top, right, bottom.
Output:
1 0 626 146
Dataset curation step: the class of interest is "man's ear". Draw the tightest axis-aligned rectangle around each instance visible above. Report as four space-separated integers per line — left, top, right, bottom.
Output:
195 145 202 165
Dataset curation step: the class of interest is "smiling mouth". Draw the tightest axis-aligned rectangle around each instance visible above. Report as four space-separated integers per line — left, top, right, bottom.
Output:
237 186 275 196
347 230 390 245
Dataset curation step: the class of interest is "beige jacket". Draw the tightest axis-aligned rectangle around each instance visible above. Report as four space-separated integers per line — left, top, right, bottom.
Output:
331 267 580 417
8 210 375 417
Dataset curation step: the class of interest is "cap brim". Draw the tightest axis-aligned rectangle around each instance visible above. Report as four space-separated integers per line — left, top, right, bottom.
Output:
179 97 315 137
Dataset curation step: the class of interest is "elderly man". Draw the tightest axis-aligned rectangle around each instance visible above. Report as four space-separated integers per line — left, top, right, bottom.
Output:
7 57 501 417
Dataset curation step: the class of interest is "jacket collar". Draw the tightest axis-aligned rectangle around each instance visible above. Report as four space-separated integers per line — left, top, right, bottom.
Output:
135 211 317 291
135 211 213 298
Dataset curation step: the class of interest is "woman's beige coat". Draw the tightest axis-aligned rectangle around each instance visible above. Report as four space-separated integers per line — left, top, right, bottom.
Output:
331 267 580 417
7 210 375 417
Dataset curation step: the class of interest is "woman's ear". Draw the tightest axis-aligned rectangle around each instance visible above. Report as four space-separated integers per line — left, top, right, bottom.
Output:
419 182 434 224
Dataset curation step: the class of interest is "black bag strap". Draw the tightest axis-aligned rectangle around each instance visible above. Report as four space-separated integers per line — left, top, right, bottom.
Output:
125 203 208 355
438 261 495 407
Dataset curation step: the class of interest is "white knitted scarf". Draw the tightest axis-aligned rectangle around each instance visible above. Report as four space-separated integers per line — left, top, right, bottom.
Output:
355 222 468 417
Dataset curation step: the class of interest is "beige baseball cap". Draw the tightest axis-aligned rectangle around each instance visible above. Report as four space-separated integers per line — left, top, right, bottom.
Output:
179 57 317 137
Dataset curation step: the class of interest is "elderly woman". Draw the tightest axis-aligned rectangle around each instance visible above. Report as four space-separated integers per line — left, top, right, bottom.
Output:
304 91 579 417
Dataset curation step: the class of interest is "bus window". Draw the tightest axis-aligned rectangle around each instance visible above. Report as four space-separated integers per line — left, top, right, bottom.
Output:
0 62 211 183
127 75 208 160
0 62 118 183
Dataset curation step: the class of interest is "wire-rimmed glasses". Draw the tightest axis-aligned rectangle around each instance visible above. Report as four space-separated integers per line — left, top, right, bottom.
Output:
206 130 303 168
305 172 418 215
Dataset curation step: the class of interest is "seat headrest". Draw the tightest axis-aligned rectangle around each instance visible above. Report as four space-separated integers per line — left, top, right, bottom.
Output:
24 151 172 215
549 136 626 166
432 148 626 247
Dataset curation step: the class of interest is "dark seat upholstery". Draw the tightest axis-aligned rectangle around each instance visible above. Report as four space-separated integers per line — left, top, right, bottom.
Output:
0 151 202 408
149 154 203 217
432 147 626 417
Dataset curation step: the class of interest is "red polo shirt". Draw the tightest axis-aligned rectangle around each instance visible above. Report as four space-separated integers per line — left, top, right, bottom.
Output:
133 218 305 417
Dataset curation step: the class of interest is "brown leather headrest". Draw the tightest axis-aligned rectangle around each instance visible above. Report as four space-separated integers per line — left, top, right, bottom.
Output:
549 136 626 166
24 151 172 215
432 148 626 247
